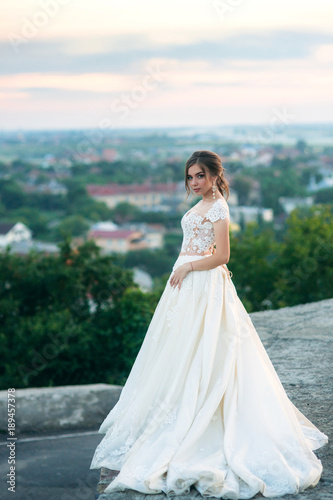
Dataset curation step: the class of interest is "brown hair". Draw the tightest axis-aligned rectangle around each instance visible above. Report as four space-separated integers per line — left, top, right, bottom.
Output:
185 150 230 201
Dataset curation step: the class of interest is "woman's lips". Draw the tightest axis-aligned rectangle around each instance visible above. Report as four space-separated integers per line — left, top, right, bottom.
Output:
194 188 200 192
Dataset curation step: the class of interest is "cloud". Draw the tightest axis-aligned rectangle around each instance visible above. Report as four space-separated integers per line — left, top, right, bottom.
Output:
2 34 154 76
16 87 109 99
2 30 332 77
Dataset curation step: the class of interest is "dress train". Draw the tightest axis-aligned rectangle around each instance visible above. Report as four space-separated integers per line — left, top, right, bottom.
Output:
90 254 328 499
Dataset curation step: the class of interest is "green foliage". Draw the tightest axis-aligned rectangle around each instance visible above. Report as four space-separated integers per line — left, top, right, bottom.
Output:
314 187 333 204
254 165 306 214
154 160 184 182
53 215 90 238
295 139 307 154
125 249 175 278
0 238 154 389
133 211 182 227
273 204 333 307
111 202 141 224
63 180 112 220
4 207 49 236
229 204 333 311
124 231 181 278
104 289 158 384
0 176 112 239
229 224 280 312
71 158 184 184
72 160 154 185
232 175 252 205
108 202 184 227
0 179 27 209
163 232 183 256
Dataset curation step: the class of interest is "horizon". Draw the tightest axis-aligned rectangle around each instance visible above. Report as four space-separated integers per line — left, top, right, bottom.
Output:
1 122 333 133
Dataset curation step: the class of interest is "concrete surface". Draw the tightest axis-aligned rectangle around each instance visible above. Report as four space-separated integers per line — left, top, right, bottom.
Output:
0 383 122 432
0 428 101 500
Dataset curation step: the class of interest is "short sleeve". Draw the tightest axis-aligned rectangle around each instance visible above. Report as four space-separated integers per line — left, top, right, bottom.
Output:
206 199 230 223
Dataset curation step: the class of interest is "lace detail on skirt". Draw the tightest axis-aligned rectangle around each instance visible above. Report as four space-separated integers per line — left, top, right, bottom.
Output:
90 244 328 499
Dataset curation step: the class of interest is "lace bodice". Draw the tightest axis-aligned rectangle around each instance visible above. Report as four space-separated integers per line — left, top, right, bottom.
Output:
180 198 230 256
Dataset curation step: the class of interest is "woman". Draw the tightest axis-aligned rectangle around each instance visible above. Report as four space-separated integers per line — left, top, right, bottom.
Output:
90 150 328 499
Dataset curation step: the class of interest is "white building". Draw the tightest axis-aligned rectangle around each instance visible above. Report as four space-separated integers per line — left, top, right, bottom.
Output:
90 221 119 232
230 206 274 224
133 268 153 292
307 169 333 192
0 222 32 247
279 196 314 214
0 222 58 254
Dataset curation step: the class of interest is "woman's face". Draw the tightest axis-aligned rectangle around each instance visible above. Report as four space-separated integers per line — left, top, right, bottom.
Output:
187 163 214 197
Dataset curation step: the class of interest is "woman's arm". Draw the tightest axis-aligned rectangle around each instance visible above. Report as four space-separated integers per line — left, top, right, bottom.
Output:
170 219 230 289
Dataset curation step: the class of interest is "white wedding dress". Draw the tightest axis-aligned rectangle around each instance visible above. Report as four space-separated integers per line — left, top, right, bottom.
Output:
90 197 328 499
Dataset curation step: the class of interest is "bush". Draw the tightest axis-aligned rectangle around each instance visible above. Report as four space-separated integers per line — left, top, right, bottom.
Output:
0 238 157 389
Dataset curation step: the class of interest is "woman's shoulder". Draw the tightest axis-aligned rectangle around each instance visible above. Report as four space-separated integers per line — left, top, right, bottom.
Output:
206 197 230 222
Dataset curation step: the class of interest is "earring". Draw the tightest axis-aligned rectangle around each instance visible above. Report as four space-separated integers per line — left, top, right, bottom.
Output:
212 181 216 200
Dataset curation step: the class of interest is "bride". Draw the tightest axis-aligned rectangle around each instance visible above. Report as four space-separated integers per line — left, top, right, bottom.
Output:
90 150 328 499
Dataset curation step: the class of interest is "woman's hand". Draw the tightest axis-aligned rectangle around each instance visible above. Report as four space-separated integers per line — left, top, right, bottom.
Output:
170 263 192 290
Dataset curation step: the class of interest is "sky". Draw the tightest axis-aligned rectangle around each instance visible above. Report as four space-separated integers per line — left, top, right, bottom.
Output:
1 0 333 130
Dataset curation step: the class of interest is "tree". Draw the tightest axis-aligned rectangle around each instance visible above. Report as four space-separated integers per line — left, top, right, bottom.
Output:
273 204 333 307
232 175 252 205
54 215 90 238
0 179 27 209
163 232 183 257
314 187 333 205
229 223 280 312
0 238 142 389
6 207 48 236
105 288 157 384
111 202 141 224
296 139 307 154
256 165 306 214
124 249 174 278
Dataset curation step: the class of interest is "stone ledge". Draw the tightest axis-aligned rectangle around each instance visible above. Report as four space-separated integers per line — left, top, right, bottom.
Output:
0 383 122 432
